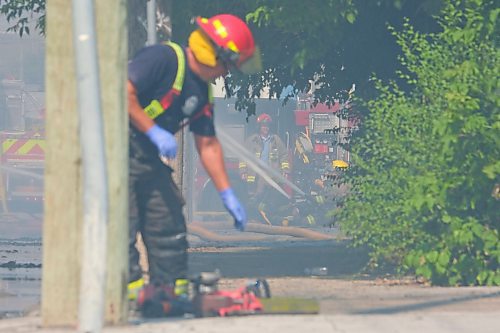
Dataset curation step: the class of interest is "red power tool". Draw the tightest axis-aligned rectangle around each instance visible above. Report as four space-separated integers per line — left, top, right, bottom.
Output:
135 271 271 318
191 270 271 317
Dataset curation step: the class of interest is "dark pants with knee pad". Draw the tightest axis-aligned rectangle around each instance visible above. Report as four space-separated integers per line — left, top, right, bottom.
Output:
128 138 188 284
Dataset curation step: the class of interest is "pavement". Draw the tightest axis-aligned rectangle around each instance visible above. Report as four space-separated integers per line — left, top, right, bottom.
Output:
0 310 499 333
1 278 499 333
1 212 500 332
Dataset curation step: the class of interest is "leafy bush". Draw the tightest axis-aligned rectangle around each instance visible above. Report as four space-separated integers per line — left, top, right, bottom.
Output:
337 0 499 285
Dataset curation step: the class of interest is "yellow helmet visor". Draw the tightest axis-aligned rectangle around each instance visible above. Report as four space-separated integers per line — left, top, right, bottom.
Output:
188 29 218 67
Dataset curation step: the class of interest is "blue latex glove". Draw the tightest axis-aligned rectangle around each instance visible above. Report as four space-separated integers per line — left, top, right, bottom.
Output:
219 188 247 231
145 124 177 159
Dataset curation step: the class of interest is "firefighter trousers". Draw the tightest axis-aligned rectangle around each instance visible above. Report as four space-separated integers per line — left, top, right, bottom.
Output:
128 153 188 284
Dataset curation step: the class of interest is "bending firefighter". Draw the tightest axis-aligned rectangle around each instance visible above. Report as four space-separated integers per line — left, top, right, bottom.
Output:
239 113 291 225
295 159 350 226
127 14 260 298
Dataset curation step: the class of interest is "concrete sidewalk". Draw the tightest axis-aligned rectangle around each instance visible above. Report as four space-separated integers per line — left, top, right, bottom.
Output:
1 312 499 333
2 280 500 333
2 215 499 333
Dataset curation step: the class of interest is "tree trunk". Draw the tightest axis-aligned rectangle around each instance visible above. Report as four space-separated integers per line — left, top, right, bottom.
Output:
42 0 81 325
42 0 128 327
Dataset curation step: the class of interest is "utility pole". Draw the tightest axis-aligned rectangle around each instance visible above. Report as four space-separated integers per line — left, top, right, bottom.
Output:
42 0 127 327
72 0 108 330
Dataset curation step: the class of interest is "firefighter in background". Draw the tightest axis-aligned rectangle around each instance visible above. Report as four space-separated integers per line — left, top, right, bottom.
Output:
295 159 350 226
329 159 350 209
292 125 350 226
239 113 291 224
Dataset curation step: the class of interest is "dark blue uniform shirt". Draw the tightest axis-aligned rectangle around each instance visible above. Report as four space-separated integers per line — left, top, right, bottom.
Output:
128 44 216 137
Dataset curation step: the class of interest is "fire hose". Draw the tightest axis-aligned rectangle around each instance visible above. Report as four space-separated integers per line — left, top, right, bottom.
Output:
189 221 335 241
0 165 43 179
218 128 306 198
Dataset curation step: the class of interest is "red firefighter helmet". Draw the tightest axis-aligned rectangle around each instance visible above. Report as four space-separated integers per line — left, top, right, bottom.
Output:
196 14 256 69
257 113 272 124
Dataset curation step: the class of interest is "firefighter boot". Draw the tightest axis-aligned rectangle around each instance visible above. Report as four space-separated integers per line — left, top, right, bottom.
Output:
128 277 145 301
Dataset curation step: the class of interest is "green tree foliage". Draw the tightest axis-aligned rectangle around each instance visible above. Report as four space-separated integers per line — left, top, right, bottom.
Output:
1 0 441 106
0 0 45 36
337 0 500 285
0 0 144 56
171 0 357 112
3 0 497 287
171 0 443 110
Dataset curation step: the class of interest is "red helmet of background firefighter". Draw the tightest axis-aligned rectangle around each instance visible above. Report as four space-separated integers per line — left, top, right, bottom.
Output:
257 113 272 137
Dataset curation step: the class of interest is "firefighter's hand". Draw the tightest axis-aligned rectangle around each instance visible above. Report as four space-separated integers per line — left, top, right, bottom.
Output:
145 124 177 159
240 173 247 181
219 188 247 231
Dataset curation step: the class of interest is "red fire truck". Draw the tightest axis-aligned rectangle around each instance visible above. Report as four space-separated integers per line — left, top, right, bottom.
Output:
292 93 352 177
0 79 45 212
189 92 353 224
289 93 353 225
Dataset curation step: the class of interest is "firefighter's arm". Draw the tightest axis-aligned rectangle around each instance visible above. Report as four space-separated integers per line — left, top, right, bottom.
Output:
194 135 230 191
196 134 247 230
128 80 177 158
127 80 154 132
275 135 290 173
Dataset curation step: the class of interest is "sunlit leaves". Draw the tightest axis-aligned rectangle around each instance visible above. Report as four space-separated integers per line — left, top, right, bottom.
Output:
0 0 45 36
337 0 500 286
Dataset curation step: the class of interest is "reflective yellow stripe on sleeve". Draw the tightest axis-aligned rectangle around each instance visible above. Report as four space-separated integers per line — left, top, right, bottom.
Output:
144 99 164 119
143 42 186 120
315 195 325 205
239 162 247 169
306 214 316 225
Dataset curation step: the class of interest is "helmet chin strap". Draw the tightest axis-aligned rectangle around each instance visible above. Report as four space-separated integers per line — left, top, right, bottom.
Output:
216 46 240 65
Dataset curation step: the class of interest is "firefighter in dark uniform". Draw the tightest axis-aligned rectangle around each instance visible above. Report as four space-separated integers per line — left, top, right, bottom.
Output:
127 14 261 293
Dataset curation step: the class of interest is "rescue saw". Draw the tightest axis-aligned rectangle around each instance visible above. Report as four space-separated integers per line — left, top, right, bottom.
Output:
135 270 319 318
